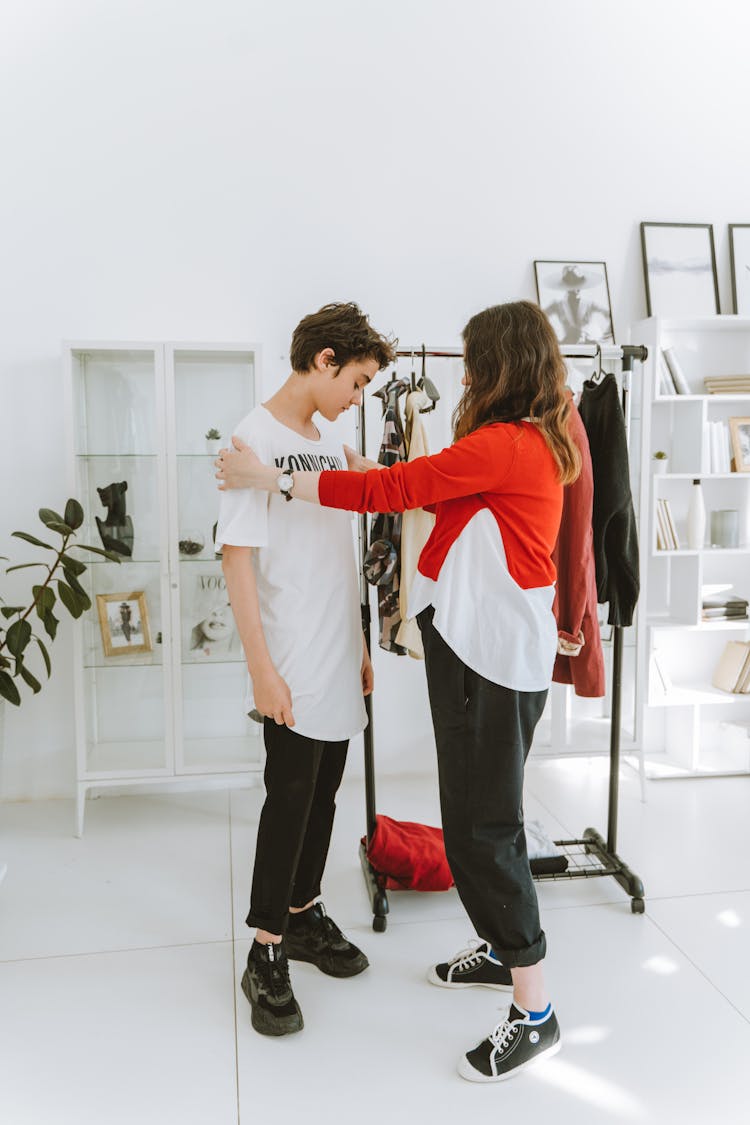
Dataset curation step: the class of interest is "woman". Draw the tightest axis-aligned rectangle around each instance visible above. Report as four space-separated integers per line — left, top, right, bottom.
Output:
216 301 580 1083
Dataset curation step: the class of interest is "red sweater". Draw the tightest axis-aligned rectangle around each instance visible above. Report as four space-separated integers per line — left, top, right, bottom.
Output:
319 422 563 590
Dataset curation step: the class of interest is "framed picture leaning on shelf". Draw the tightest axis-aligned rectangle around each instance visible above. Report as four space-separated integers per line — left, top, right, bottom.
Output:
185 571 240 660
533 260 614 344
729 417 750 473
640 222 720 317
96 591 152 656
729 225 750 314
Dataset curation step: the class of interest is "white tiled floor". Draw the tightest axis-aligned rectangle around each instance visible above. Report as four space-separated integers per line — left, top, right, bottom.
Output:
2 757 749 1124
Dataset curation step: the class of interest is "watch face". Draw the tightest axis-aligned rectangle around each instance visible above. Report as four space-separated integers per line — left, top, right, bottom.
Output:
278 473 293 492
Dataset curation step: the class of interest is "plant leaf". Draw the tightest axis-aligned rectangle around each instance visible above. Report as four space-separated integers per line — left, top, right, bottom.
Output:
57 580 84 619
6 619 32 656
0 670 21 706
74 544 123 562
59 554 86 576
11 531 55 550
41 611 59 641
45 521 74 536
32 586 56 620
6 563 49 573
62 570 91 609
38 508 65 528
36 637 51 677
64 499 84 530
1 606 25 618
19 663 42 694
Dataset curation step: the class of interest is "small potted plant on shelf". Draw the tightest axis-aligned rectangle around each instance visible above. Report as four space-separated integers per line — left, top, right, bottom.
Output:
205 428 222 455
652 450 669 475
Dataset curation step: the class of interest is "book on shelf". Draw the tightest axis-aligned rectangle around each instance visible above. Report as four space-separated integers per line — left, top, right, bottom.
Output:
657 498 680 549
650 652 673 695
709 421 731 473
704 375 750 393
658 356 677 396
655 500 670 549
712 641 750 694
662 347 692 395
701 607 749 620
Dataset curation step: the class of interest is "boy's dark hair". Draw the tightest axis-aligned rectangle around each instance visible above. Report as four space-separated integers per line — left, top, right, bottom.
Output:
290 302 396 373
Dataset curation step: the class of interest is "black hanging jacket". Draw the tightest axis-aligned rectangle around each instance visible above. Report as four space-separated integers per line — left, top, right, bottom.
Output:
578 374 640 627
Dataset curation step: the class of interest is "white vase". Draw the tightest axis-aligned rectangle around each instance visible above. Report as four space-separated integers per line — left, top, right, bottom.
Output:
687 479 706 550
205 439 221 456
653 458 668 475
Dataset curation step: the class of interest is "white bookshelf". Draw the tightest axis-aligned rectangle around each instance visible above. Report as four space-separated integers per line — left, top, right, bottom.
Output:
633 317 750 778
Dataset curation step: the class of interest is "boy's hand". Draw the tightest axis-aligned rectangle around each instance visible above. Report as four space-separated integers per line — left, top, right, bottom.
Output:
252 666 295 727
361 644 374 697
344 444 383 473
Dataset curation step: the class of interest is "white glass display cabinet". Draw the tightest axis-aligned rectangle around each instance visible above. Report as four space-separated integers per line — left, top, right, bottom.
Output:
63 342 262 833
633 317 750 778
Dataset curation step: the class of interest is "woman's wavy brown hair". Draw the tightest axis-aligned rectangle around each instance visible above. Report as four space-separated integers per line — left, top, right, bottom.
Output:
454 301 581 485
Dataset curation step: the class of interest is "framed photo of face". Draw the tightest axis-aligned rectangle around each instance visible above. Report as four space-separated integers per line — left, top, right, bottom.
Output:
729 417 750 473
729 225 750 315
640 222 720 317
96 591 152 656
534 260 615 345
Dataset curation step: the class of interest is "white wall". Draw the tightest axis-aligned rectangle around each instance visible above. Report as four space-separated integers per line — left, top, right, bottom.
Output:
2 0 750 798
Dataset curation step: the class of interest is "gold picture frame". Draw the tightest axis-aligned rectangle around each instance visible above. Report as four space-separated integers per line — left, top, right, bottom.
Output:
96 591 152 656
729 417 750 473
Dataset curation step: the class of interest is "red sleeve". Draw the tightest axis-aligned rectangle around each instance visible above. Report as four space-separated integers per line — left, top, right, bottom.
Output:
318 424 518 514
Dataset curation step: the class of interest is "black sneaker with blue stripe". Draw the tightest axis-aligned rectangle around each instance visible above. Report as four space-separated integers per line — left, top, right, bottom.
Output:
427 940 513 991
459 1002 561 1082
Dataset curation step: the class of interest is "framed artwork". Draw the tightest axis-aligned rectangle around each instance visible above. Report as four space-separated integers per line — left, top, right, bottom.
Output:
729 225 750 314
534 260 614 345
640 222 719 317
96 591 152 656
729 417 750 473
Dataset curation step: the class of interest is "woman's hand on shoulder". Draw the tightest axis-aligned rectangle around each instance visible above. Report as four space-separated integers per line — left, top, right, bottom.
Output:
215 436 271 491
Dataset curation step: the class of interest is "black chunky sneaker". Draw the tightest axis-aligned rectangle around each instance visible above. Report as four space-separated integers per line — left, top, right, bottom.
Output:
427 940 513 991
459 1003 561 1082
285 902 369 978
240 940 303 1037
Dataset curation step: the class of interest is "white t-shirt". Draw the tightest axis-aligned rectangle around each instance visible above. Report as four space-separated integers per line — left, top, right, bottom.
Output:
215 405 367 742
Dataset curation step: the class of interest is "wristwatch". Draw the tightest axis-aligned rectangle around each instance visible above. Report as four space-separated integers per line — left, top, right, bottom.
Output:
276 472 294 502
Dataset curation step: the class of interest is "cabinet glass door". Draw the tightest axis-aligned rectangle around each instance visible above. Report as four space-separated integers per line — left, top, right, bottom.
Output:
70 347 173 777
167 346 261 773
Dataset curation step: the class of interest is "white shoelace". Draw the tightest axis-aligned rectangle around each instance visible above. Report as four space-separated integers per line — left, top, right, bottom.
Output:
448 939 488 973
488 1014 520 1054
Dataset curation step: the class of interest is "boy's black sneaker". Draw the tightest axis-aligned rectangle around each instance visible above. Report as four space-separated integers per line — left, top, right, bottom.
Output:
285 901 369 978
427 940 513 991
459 1003 561 1082
240 940 303 1037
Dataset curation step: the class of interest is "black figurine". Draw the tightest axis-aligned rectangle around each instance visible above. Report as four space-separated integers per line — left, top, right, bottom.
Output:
95 481 134 557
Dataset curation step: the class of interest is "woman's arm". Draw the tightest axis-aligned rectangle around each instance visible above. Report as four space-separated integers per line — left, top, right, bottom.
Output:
216 425 518 513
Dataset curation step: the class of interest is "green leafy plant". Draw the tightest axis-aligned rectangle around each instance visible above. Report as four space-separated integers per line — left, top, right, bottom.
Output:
653 450 668 460
0 500 122 706
205 428 221 441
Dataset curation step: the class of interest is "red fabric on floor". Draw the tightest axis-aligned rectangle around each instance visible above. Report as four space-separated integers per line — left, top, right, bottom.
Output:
363 814 455 892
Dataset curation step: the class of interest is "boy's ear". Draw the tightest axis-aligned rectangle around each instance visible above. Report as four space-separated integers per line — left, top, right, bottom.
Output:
314 347 338 372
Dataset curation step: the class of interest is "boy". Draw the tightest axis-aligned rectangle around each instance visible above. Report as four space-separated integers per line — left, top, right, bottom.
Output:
215 302 395 1036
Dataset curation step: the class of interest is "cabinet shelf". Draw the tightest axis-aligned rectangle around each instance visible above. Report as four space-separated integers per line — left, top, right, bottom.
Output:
650 682 750 708
655 394 750 404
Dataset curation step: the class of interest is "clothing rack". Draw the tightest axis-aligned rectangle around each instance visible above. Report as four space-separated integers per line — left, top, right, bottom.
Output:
356 343 647 932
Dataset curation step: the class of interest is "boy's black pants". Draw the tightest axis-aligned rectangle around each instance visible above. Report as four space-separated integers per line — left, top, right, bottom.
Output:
246 719 348 935
418 607 548 967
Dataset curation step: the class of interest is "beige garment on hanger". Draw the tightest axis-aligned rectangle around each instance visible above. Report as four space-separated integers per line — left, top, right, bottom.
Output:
396 388 436 659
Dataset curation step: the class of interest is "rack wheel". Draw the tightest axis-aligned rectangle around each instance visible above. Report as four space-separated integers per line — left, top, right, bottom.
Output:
631 898 645 915
373 915 387 933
